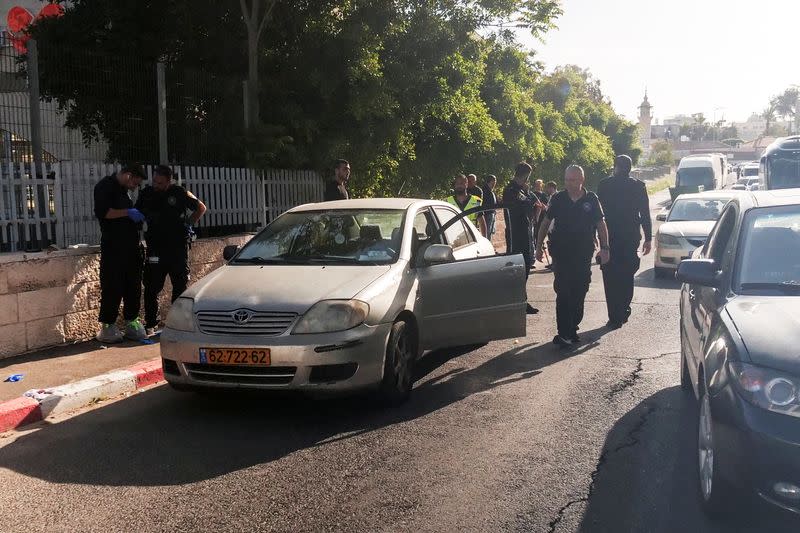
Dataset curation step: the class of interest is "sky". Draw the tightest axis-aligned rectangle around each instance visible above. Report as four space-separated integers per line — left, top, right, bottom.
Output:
516 0 799 124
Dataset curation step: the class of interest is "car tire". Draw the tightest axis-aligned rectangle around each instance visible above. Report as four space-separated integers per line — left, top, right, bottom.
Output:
378 320 416 406
654 267 671 279
697 382 738 516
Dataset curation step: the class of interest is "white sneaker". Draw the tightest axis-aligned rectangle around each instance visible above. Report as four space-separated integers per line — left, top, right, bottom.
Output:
96 323 124 344
124 318 148 341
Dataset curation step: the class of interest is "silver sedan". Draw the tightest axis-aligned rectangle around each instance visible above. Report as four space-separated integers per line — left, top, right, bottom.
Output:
160 198 527 404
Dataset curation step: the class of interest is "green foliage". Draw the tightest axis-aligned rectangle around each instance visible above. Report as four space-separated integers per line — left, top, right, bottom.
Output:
645 140 674 167
28 0 638 196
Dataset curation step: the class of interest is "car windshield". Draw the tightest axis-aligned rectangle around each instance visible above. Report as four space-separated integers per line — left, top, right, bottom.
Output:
742 166 759 177
233 209 405 265
667 198 727 222
736 206 800 291
676 166 714 187
767 153 800 189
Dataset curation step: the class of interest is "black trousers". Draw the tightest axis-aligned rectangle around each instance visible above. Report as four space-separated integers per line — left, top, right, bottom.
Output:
144 249 190 328
98 243 143 324
552 252 592 338
602 242 641 324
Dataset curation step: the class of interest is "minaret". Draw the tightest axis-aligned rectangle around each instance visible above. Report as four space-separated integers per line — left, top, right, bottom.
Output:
638 90 653 155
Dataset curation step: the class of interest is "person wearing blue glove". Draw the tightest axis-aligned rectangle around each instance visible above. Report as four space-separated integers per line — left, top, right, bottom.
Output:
136 165 206 337
93 163 148 343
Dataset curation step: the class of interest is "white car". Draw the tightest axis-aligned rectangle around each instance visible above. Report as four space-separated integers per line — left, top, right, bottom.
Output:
160 198 527 404
654 191 741 278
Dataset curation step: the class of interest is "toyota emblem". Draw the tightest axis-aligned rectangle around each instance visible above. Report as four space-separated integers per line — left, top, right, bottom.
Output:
232 309 252 324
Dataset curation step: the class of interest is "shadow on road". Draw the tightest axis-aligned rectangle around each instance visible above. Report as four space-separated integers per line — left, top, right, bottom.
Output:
634 267 681 290
577 387 800 533
0 339 593 487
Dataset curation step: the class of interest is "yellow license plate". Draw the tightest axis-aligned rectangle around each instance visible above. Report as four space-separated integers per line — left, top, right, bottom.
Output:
199 348 271 365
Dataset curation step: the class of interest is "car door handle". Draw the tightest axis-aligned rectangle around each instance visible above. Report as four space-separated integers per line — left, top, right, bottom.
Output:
501 263 520 274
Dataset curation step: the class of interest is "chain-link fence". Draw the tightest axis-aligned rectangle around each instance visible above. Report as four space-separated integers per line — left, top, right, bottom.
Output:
0 33 247 166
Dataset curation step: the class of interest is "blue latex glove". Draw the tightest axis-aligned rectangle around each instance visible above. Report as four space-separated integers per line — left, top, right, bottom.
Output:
4 373 23 382
186 224 197 242
127 208 145 223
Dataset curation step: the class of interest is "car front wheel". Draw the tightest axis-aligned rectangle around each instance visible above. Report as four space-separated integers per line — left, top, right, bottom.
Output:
378 320 416 406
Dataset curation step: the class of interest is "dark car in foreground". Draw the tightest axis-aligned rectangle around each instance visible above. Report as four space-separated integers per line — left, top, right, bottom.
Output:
678 189 800 518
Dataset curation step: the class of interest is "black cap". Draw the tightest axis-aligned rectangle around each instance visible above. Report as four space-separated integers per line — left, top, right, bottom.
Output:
121 163 146 180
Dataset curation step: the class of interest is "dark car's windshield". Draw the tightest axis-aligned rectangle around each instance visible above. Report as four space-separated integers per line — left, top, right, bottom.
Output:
677 166 714 188
233 209 405 265
767 153 800 190
668 198 727 222
736 205 800 291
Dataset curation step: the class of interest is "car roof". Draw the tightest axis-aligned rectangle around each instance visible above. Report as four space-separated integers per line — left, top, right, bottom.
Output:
740 189 800 209
289 198 451 212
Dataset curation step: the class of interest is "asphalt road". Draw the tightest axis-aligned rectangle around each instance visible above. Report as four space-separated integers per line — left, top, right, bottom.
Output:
1 191 798 532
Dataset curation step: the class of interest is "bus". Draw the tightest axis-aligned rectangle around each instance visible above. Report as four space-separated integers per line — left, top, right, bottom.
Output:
761 136 800 190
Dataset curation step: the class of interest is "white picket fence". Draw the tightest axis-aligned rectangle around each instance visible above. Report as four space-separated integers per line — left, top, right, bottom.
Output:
0 161 324 252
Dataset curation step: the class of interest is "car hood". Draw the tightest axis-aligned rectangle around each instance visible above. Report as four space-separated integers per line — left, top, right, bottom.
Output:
726 296 800 374
659 220 716 238
185 264 392 314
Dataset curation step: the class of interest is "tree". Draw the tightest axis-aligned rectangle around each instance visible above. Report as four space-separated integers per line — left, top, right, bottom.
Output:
238 0 277 129
773 87 799 135
762 103 777 135
24 1 638 197
645 140 673 167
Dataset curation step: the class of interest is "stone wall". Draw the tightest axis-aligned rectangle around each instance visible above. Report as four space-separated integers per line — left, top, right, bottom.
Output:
0 235 251 360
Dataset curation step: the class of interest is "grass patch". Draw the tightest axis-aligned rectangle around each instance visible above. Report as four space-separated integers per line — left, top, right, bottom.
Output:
646 175 675 196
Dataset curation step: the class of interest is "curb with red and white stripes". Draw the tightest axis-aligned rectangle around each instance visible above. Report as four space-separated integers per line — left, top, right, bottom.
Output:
0 358 164 433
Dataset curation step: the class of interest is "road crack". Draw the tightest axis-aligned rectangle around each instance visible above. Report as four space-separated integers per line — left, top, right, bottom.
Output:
546 404 657 533
605 359 644 400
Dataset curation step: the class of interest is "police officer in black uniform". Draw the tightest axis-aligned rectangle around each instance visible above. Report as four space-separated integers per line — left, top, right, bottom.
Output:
503 162 541 314
93 164 148 343
597 155 652 329
136 165 207 336
536 165 610 347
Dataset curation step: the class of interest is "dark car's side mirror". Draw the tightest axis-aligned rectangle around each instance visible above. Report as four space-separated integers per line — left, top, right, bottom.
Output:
223 245 239 261
677 259 719 288
656 213 667 222
423 244 455 265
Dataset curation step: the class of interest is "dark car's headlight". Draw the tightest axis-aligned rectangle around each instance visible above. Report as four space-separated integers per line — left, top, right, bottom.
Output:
293 300 369 334
657 233 681 247
728 361 800 417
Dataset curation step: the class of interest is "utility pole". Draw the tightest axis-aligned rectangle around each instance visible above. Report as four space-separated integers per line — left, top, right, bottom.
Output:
27 39 43 169
156 62 168 164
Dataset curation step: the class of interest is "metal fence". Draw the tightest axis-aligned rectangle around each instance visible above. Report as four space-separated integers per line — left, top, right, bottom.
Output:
0 35 248 166
0 162 324 252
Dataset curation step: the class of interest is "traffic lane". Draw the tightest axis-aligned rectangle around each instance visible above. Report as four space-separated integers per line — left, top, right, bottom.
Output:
0 299 677 532
571 387 800 532
0 336 595 487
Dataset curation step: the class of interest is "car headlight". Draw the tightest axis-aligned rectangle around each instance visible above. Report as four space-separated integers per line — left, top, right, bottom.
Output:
165 297 196 332
728 361 800 417
293 300 369 334
657 233 681 247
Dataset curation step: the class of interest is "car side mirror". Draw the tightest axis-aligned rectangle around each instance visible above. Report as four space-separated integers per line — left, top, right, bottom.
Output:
677 259 720 288
656 213 667 222
423 244 455 265
223 245 239 261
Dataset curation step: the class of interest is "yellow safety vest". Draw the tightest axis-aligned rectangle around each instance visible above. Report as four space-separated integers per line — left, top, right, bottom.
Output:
446 194 482 224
